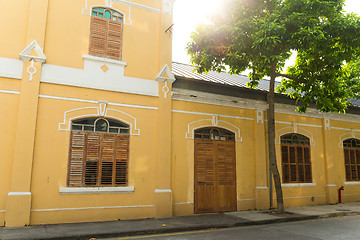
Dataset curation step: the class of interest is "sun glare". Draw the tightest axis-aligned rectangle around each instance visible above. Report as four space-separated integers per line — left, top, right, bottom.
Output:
173 0 360 64
172 0 222 63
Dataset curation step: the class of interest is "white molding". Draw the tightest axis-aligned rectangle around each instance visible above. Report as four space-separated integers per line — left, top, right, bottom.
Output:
0 210 5 213
31 204 154 212
156 64 175 83
86 4 132 25
324 118 330 131
40 61 159 97
185 119 242 142
255 186 268 190
8 192 31 196
82 55 127 66
59 186 134 194
326 184 337 187
82 0 160 26
344 181 360 186
275 121 322 128
154 189 172 193
39 94 158 110
174 202 193 205
281 183 316 188
163 0 172 15
0 89 20 95
172 109 253 121
19 40 46 63
237 198 256 202
173 89 360 125
0 57 23 79
58 105 141 135
172 90 267 111
337 131 360 148
275 126 315 146
115 0 160 13
256 110 264 124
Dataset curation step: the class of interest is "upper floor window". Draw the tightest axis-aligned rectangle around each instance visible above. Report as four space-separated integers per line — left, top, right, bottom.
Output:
281 133 312 183
68 118 129 187
343 138 360 181
89 7 124 60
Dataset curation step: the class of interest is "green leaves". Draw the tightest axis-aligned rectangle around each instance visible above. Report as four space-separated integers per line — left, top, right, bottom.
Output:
187 0 360 113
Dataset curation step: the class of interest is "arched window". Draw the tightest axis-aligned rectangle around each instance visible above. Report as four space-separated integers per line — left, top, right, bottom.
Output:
343 138 360 181
68 117 129 187
194 127 235 141
281 133 312 183
89 7 124 60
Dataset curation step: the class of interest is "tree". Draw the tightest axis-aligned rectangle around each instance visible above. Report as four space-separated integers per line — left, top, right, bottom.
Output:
186 0 360 213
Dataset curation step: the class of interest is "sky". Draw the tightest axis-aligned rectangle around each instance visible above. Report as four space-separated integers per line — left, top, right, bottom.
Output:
172 0 360 65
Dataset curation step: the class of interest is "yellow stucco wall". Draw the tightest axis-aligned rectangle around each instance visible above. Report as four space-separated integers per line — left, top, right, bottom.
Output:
1 0 360 227
0 78 20 226
171 100 360 215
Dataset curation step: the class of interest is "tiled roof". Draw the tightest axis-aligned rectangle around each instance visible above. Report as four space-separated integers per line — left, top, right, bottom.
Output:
172 61 278 92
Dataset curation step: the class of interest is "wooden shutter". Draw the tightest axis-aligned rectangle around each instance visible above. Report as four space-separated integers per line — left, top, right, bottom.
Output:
68 132 85 187
89 17 108 57
68 130 129 187
89 16 123 60
84 133 101 186
100 134 116 185
194 139 216 213
216 141 236 212
107 21 123 60
115 135 129 185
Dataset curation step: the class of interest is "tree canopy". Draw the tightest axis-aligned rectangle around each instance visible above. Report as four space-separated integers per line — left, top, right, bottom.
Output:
187 0 360 112
187 0 360 213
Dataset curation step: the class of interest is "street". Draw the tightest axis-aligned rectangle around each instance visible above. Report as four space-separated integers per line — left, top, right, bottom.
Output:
104 215 360 240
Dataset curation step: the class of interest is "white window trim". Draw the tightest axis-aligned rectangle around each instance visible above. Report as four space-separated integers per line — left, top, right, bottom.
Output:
281 183 316 188
344 181 360 186
59 186 134 195
83 55 127 67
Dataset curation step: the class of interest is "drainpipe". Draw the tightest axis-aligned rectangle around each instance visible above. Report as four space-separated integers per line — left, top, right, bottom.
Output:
338 186 344 203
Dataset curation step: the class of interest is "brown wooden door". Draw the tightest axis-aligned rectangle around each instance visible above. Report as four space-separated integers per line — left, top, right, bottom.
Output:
194 138 236 213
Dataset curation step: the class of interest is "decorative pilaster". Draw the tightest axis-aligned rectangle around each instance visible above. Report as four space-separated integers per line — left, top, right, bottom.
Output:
5 0 48 227
154 65 175 218
322 118 337 203
254 109 270 209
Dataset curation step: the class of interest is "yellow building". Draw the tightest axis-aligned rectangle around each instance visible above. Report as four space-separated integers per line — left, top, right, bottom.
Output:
0 0 359 228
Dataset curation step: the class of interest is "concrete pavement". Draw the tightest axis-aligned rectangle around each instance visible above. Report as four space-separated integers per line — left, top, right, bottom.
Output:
0 202 359 240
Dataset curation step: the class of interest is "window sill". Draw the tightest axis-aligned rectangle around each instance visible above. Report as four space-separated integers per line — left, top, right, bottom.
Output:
344 181 360 186
59 186 134 195
281 183 316 188
83 55 127 67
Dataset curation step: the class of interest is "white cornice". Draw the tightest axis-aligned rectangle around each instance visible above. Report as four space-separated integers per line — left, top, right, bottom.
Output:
172 88 360 124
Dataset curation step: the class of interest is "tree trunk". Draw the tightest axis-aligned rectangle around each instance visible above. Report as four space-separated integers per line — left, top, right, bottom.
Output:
268 62 285 213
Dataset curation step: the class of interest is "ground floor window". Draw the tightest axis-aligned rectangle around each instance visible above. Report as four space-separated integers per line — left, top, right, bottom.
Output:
343 138 360 181
281 133 312 183
67 118 129 187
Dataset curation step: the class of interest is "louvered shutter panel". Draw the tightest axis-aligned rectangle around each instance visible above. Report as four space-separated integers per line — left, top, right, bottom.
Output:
100 134 116 185
115 135 129 185
68 132 85 187
107 21 123 60
84 132 101 186
89 17 108 57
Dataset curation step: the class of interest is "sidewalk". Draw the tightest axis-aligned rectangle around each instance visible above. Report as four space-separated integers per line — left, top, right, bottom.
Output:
0 202 359 240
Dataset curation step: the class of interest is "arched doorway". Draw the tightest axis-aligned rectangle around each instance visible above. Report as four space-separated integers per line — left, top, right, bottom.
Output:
194 127 237 213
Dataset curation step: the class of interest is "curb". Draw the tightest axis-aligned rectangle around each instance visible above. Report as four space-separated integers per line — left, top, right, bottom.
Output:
19 211 360 240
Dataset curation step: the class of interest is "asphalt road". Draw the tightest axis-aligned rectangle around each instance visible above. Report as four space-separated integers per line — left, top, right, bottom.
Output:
103 215 360 240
